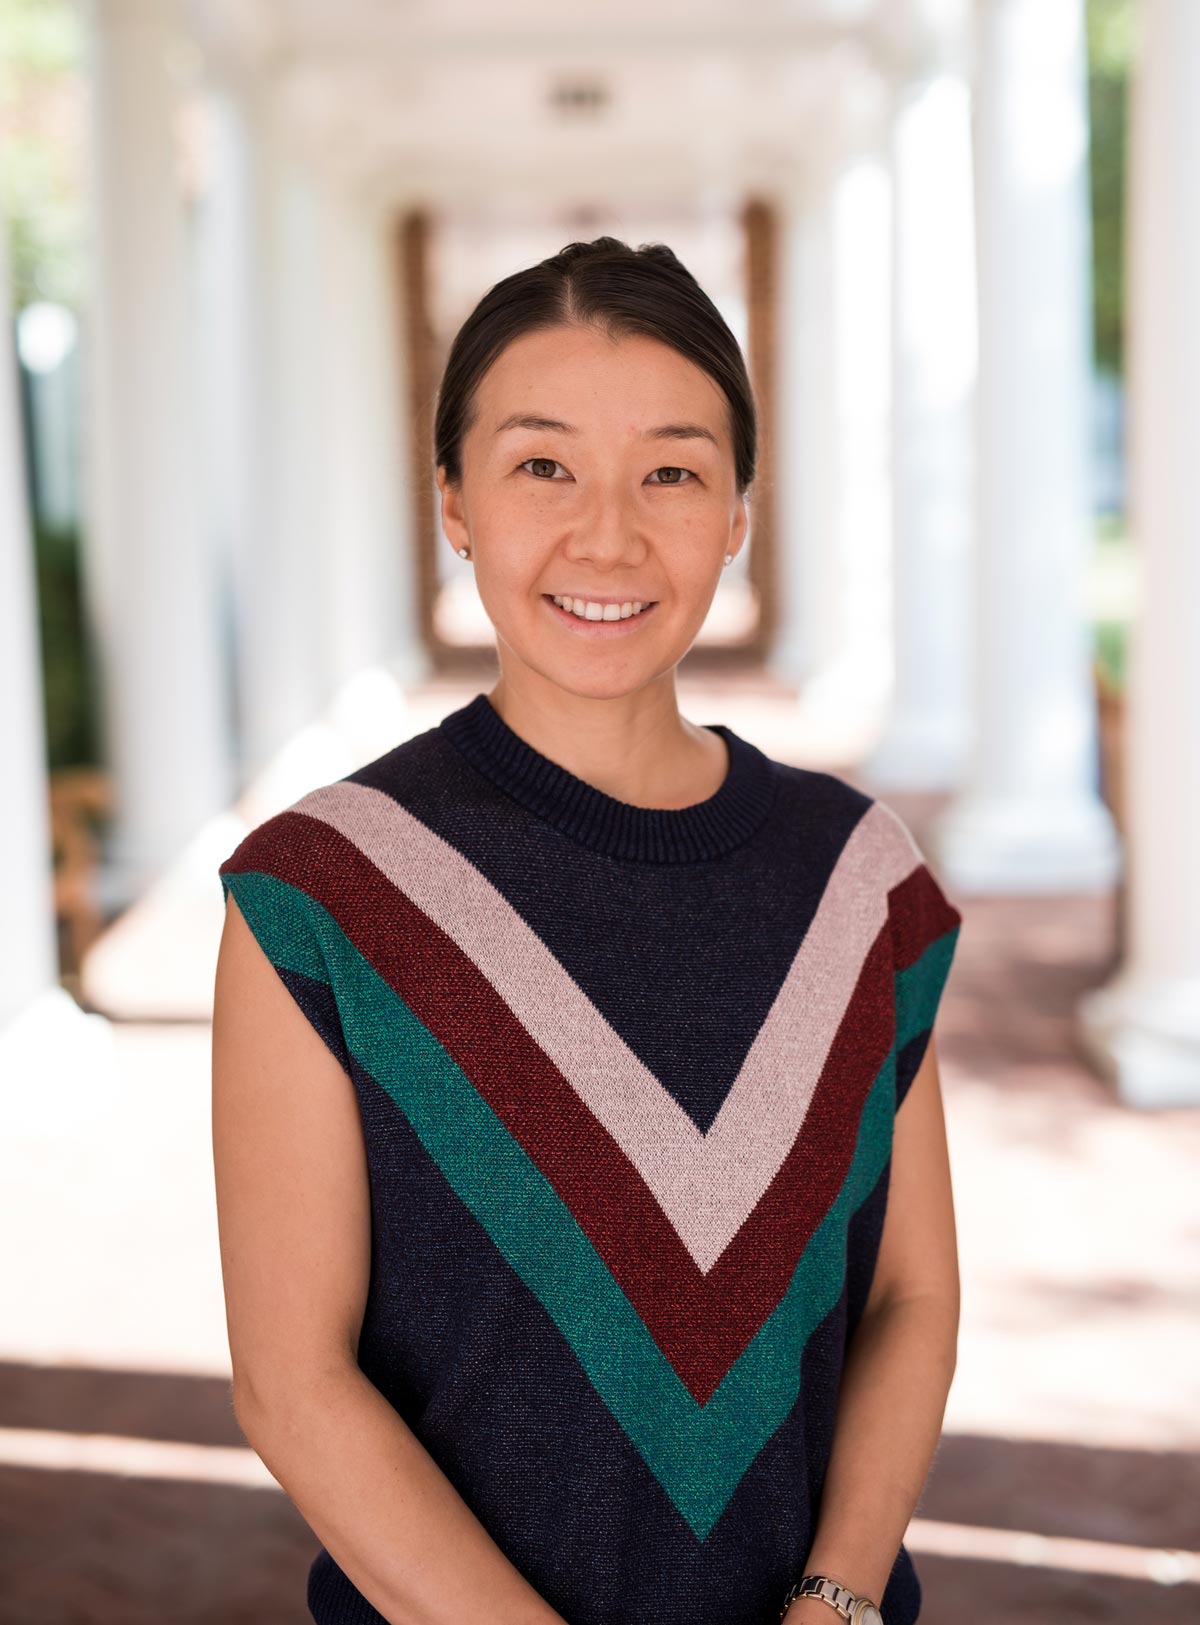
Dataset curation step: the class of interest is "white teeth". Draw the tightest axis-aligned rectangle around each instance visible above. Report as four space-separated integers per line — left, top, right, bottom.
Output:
551 595 651 621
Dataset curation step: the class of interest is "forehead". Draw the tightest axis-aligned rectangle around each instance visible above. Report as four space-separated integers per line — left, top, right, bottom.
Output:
473 326 728 436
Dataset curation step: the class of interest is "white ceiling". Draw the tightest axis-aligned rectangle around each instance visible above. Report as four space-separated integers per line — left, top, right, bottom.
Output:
183 0 968 208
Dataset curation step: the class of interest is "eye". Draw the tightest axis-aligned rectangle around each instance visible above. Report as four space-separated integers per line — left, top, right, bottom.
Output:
520 457 571 480
519 458 698 485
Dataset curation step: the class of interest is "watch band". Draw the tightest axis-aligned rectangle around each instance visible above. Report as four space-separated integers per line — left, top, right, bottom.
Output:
779 1572 883 1624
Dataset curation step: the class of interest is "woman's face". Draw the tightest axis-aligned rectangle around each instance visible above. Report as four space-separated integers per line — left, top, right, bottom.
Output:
436 323 748 702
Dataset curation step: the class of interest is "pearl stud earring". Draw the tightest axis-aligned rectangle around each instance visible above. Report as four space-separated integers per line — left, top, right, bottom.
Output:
458 547 469 558
723 553 733 565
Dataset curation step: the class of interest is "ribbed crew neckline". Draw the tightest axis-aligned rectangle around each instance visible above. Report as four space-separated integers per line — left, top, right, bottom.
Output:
438 691 778 865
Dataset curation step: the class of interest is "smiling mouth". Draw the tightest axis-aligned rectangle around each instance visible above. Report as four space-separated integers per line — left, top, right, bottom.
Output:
544 594 658 623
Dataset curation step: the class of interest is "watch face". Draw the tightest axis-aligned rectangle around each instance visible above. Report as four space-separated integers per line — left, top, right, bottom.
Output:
858 1609 883 1625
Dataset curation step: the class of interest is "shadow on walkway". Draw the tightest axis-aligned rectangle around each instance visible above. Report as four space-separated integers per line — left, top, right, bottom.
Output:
4 1356 1197 1623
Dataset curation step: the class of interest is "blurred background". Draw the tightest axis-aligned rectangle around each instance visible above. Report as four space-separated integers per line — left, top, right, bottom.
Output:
2 0 1198 1620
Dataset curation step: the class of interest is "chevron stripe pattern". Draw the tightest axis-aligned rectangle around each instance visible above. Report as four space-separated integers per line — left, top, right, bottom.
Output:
217 693 962 1625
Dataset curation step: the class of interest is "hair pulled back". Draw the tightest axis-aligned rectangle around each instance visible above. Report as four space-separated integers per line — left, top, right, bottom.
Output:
433 236 757 497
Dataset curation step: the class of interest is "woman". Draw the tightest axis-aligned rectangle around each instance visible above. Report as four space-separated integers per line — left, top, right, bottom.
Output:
212 236 963 1625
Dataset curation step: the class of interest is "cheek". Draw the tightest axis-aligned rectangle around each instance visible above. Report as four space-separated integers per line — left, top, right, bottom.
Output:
470 514 554 601
480 483 570 546
657 509 727 571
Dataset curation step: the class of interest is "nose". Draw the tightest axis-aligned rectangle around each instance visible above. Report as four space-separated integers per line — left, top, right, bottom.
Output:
561 481 647 568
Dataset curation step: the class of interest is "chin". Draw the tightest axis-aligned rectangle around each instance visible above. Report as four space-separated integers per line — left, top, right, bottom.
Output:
502 655 660 705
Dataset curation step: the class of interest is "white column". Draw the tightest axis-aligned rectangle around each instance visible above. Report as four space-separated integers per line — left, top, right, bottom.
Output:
772 140 894 754
312 183 422 697
772 181 836 691
195 77 326 777
0 204 59 1023
865 71 975 791
938 0 1120 891
197 82 424 779
81 0 230 903
1078 0 1200 1106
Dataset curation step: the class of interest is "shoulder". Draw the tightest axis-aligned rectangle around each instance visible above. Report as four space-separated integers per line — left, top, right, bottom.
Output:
762 756 923 867
218 722 450 887
766 756 874 825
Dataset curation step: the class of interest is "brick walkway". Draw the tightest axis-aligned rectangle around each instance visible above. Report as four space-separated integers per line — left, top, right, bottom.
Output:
3 684 1198 1622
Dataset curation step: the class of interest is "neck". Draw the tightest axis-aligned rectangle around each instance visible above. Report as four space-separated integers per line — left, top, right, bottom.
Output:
485 676 723 812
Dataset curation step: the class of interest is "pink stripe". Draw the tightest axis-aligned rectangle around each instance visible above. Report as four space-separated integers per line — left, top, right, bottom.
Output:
292 781 921 1272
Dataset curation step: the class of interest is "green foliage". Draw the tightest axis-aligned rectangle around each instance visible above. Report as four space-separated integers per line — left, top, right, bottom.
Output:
32 515 102 770
0 0 83 309
0 0 77 74
1087 0 1140 73
1087 0 1138 377
1093 618 1128 695
1090 514 1133 696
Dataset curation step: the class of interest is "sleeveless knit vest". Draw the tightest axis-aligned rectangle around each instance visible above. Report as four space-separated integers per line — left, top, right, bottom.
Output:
217 691 962 1625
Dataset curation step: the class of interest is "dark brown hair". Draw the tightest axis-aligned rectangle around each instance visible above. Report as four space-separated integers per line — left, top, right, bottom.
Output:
433 236 757 497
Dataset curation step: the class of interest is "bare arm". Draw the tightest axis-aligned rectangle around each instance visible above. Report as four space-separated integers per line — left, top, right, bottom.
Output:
212 893 566 1625
784 1035 960 1622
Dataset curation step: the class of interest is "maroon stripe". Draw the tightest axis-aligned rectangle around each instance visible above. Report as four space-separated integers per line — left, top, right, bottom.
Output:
889 863 963 969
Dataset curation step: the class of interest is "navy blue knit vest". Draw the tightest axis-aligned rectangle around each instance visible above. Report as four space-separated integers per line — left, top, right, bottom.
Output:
218 692 962 1625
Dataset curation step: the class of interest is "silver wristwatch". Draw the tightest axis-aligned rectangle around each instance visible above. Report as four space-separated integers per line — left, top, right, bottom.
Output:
779 1572 883 1624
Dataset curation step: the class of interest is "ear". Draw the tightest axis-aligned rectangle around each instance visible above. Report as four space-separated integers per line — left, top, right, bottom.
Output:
728 492 750 559
437 466 470 555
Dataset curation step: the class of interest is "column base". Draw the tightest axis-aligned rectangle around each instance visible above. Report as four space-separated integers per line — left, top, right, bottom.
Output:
1078 973 1200 1108
936 790 1123 893
0 985 116 1128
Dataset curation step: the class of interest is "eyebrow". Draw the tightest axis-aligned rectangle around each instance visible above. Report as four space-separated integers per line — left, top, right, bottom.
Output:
493 413 718 448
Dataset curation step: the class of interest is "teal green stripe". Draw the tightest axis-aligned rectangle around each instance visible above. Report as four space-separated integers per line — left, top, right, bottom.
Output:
896 926 960 1050
220 870 333 986
221 871 923 1540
